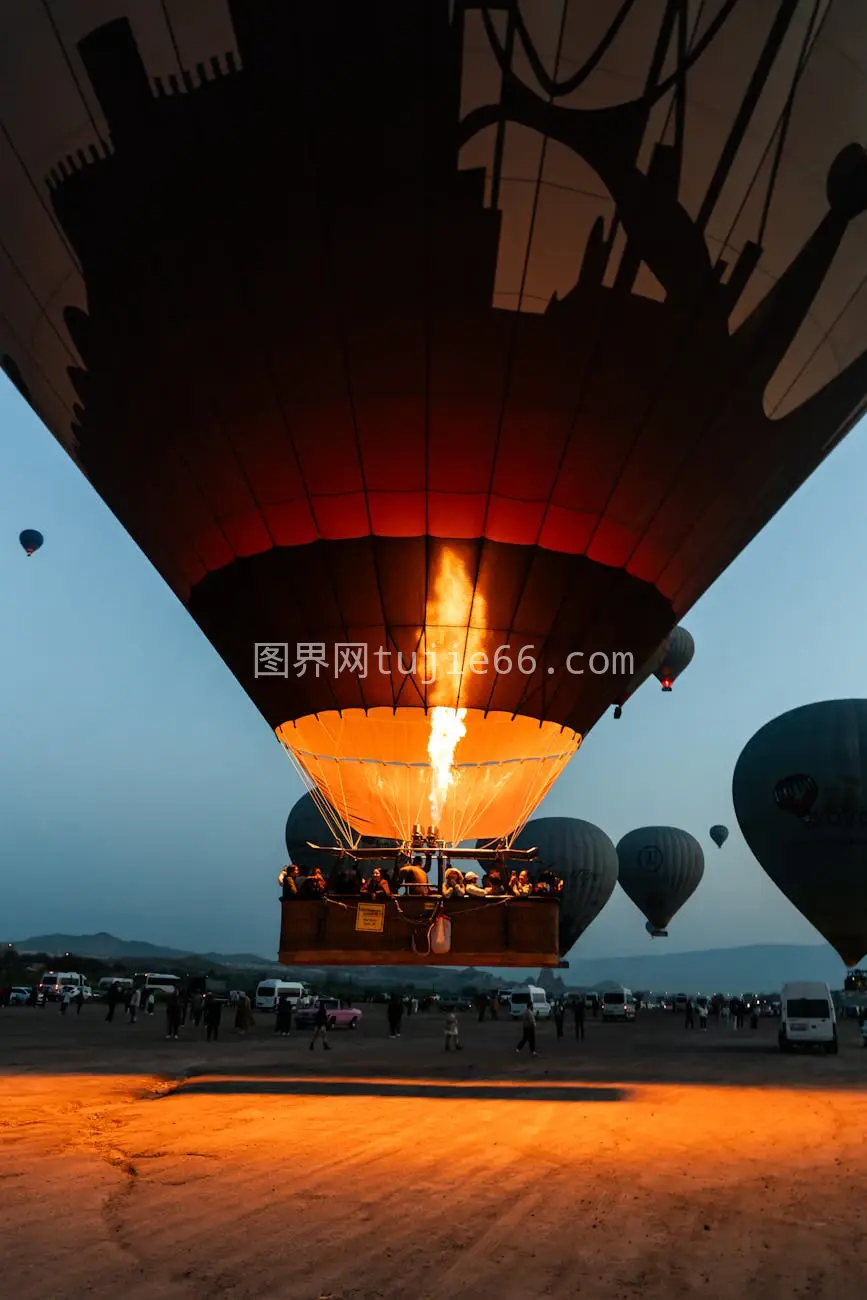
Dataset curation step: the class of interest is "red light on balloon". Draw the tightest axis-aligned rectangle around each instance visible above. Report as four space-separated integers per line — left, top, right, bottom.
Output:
660 678 673 692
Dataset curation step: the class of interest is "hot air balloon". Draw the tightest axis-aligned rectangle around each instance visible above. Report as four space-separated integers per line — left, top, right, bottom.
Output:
5 5 867 963
285 791 398 874
709 824 729 848
506 817 618 957
616 827 705 933
18 529 43 556
733 701 867 968
613 624 693 718
653 627 695 693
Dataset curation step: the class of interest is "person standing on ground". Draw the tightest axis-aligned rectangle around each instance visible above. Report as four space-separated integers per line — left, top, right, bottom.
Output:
516 1003 538 1056
572 997 585 1041
444 1010 461 1051
59 987 71 1017
105 982 120 1023
74 988 84 1016
310 999 331 1051
165 989 182 1040
684 997 695 1030
204 995 222 1042
234 992 254 1036
275 994 293 1036
553 999 565 1040
127 986 140 1024
387 992 403 1039
698 1001 708 1032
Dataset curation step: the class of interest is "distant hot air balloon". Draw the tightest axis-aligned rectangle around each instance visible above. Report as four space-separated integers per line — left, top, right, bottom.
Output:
773 773 819 821
286 791 398 874
709 824 729 848
733 701 867 967
616 827 705 933
506 817 619 957
19 529 43 556
653 627 695 693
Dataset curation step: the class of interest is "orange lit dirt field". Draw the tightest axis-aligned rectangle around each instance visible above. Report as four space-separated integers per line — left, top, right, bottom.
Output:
2 1005 866 1300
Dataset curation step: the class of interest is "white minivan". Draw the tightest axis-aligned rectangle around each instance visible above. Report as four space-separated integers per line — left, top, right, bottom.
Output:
779 982 837 1053
255 979 304 1012
509 986 551 1019
601 988 636 1021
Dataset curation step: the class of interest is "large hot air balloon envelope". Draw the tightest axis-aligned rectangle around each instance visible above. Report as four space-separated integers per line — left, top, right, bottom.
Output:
507 816 618 956
709 824 729 848
616 826 705 932
4 3 867 849
19 529 43 556
285 791 398 874
733 701 867 967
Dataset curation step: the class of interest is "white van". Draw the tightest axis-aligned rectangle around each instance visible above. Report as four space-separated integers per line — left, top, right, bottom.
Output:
255 979 304 1012
601 988 636 1021
779 982 837 1053
37 971 85 1002
509 986 551 1019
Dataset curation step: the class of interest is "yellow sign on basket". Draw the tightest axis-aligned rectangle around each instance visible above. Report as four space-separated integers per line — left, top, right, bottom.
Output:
355 903 385 934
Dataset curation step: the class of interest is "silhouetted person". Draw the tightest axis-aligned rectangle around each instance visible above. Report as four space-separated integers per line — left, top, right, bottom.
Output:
165 990 182 1039
204 996 222 1041
105 982 120 1022
573 998 585 1041
685 999 695 1029
275 995 293 1035
310 999 331 1051
74 989 84 1016
515 1005 537 1056
387 993 403 1038
553 1001 565 1039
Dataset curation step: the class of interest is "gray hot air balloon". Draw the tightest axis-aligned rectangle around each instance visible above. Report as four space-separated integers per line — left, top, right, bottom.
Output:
653 627 695 692
500 818 618 957
285 792 398 873
614 625 693 717
732 701 867 968
616 827 705 932
709 825 729 848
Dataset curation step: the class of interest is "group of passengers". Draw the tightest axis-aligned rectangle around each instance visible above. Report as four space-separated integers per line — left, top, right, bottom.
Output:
278 859 562 902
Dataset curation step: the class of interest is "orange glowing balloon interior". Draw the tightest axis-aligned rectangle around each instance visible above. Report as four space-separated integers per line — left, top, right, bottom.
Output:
276 708 581 844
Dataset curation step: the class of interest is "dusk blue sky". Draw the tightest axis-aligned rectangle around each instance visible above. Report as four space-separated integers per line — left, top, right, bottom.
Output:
2 373 864 961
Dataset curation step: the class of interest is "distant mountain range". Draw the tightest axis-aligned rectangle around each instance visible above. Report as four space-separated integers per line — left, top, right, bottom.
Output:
560 943 845 992
13 931 272 967
10 932 847 992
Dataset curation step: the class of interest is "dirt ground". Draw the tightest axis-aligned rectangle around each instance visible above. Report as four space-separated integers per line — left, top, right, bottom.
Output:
2 1003 866 1300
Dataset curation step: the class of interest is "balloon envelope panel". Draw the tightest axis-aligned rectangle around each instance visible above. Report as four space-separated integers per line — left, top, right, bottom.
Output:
732 700 867 966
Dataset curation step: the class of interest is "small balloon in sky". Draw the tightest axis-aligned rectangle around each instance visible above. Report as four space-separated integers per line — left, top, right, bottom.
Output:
709 824 729 848
19 528 43 556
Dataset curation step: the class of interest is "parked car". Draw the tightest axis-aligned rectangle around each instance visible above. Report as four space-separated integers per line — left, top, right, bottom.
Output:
293 997 362 1030
9 986 31 1005
61 983 93 1001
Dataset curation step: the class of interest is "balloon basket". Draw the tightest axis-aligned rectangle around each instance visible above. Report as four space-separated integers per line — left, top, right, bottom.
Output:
278 896 560 967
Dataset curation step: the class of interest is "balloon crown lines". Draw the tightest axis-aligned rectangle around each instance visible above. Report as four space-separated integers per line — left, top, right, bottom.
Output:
254 643 634 683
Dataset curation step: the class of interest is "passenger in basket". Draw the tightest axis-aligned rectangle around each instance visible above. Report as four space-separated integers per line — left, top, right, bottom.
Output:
442 867 466 899
399 862 430 895
300 867 326 898
361 867 392 899
463 871 486 897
